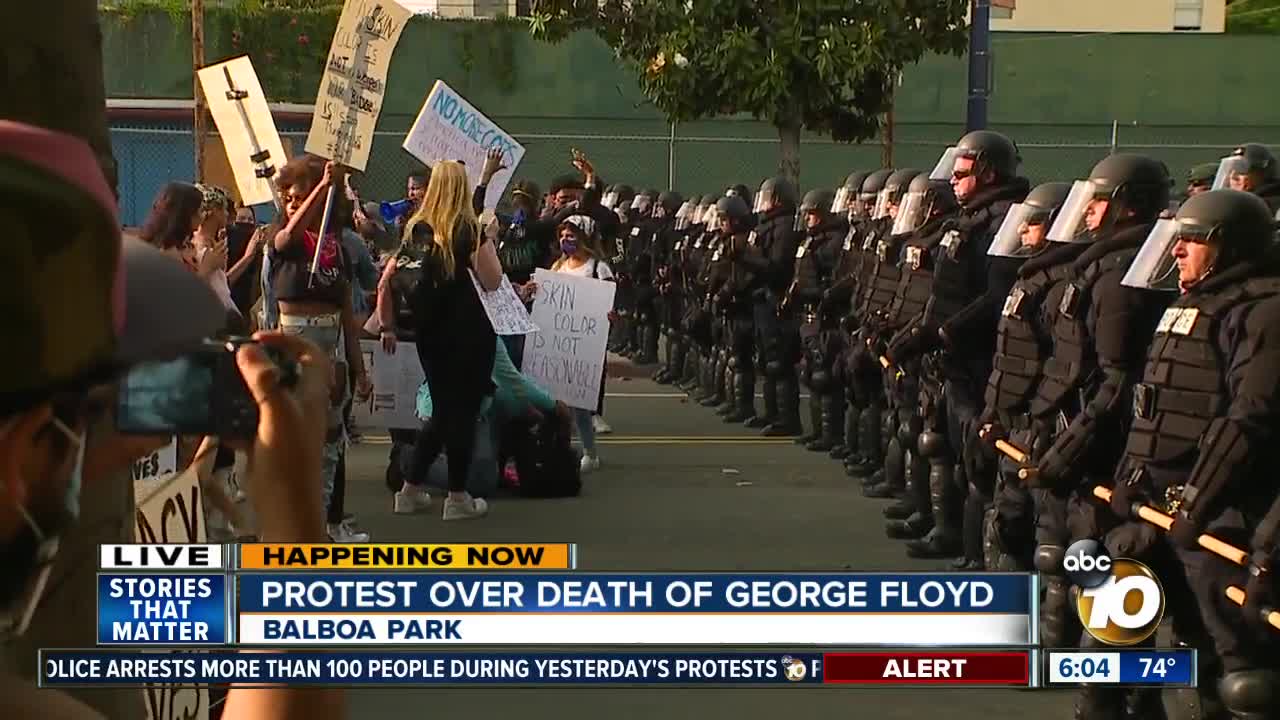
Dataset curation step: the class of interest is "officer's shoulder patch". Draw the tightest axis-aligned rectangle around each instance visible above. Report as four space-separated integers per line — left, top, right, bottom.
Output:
905 246 924 270
1002 287 1026 318
631 227 641 236
862 230 879 251
1170 307 1199 335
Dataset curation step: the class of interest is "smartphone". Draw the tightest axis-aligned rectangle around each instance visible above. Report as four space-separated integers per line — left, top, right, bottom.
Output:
116 338 298 438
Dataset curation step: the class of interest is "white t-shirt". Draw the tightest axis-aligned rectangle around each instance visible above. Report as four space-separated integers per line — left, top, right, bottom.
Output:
196 245 238 315
555 257 614 280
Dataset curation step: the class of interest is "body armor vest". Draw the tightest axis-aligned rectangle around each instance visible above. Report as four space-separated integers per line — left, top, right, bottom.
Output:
985 260 1075 415
883 222 952 330
921 224 979 329
1030 248 1138 418
704 235 730 300
791 235 826 302
1125 277 1280 466
859 231 904 321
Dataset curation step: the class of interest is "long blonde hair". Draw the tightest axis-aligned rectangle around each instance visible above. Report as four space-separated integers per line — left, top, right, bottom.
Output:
402 161 479 278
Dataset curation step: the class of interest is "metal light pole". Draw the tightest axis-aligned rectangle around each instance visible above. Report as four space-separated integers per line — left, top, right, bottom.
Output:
966 0 991 132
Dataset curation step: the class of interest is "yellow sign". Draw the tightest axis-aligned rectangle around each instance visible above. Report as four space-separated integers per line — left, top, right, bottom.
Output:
304 0 412 171
239 543 575 570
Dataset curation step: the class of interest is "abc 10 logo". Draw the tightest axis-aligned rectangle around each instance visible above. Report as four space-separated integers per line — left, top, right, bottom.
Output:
1063 539 1165 646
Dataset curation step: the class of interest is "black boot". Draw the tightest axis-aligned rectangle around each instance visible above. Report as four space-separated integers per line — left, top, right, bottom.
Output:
678 351 699 391
796 392 821 445
906 436 964 559
953 483 988 570
883 495 915 520
886 449 933 538
661 335 686 385
807 392 843 452
846 403 885 477
698 351 727 406
714 356 737 415
1036 571 1081 649
749 376 777 429
724 368 757 423
636 323 659 365
863 433 905 498
829 397 854 459
762 375 802 436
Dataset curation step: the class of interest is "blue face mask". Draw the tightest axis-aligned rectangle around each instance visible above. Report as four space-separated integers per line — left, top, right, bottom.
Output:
560 239 578 256
512 208 527 225
50 418 86 522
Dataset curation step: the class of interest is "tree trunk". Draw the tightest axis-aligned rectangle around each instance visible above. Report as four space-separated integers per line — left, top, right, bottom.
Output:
0 0 117 194
776 117 801 185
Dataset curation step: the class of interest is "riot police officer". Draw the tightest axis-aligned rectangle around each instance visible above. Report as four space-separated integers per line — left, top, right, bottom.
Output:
1211 143 1280 211
877 132 1030 559
656 196 701 385
784 189 846 451
604 184 638 353
1107 189 1280 720
728 177 802 431
677 197 716 392
706 194 757 418
623 189 662 363
835 169 896 475
639 191 684 366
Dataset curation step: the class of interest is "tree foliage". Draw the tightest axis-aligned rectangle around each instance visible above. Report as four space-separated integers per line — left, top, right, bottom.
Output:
529 0 968 178
1227 0 1280 33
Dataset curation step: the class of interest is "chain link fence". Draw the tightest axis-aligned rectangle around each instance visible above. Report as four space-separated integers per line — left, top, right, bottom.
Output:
111 121 1280 227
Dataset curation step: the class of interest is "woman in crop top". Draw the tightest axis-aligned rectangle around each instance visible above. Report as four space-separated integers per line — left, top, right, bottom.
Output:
545 214 615 474
389 160 504 521
270 155 370 537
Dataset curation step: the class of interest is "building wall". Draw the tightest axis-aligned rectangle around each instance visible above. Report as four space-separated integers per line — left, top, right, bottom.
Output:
991 0 1226 33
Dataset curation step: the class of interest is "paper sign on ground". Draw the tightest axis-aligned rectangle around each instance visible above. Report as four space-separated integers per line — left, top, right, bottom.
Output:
197 55 288 207
522 269 616 411
305 0 412 171
471 271 538 336
353 339 426 429
403 80 525 208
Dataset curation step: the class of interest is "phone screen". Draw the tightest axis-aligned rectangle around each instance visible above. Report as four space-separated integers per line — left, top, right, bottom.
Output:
116 347 257 437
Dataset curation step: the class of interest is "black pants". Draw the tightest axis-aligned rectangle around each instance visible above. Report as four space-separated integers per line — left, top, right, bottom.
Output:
409 388 488 493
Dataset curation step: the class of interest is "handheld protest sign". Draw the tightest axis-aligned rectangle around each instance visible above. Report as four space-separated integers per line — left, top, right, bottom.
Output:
403 80 526 209
197 55 288 209
304 0 412 172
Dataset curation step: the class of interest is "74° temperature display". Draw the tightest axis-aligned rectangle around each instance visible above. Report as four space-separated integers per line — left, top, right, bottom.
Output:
1046 649 1195 687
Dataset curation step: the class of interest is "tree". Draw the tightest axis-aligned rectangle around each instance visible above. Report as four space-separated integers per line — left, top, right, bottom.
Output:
528 0 969 183
0 0 117 192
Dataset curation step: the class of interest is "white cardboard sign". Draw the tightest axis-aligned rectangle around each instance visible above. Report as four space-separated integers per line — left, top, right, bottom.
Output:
522 269 615 411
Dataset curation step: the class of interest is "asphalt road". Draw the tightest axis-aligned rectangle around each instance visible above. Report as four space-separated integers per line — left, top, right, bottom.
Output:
337 366 1195 719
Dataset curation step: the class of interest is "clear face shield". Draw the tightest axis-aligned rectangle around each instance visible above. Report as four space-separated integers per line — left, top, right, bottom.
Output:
988 203 1053 258
631 195 653 216
753 190 772 214
601 191 619 210
831 187 853 214
891 190 928 236
929 146 959 181
871 189 892 220
674 201 695 230
1121 219 1196 292
1212 156 1251 191
1046 180 1106 243
701 204 719 227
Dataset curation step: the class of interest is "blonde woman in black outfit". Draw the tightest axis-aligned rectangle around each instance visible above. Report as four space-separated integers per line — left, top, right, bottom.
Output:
394 161 503 520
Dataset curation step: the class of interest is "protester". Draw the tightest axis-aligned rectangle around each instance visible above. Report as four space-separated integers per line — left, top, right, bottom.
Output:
270 154 371 542
0 120 344 720
391 160 503 521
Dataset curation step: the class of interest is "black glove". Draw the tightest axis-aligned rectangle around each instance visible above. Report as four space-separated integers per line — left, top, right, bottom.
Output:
1167 511 1203 551
1243 556 1276 633
1035 444 1070 487
1108 481 1146 521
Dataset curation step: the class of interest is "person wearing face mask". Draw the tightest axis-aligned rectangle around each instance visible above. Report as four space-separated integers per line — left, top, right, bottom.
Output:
1103 189 1280 720
849 168 921 500
783 189 847 452
1209 143 1280 212
0 121 343 720
724 177 801 432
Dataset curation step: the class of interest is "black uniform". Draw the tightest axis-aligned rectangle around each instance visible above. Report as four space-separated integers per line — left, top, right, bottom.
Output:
789 211 847 451
1106 190 1280 720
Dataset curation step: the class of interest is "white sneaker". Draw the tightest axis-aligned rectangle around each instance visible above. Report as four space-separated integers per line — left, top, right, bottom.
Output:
393 487 432 515
327 521 370 543
442 495 489 521
591 415 613 435
580 453 601 474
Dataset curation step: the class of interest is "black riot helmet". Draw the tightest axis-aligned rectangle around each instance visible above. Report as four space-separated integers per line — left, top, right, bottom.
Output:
1047 154 1172 242
674 194 700 230
989 181 1074 258
696 193 719 227
1211 143 1278 191
930 131 1020 185
716 195 753 232
798 188 837 231
860 169 893 198
832 171 871 214
1123 189 1277 292
892 174 957 236
754 176 799 213
655 191 683 220
872 169 922 220
603 184 636 210
631 188 658 217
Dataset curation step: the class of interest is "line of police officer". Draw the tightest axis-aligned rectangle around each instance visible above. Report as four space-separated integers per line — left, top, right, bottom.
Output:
605 136 1280 720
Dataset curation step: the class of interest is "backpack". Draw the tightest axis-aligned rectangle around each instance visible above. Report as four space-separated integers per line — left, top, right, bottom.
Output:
507 415 582 498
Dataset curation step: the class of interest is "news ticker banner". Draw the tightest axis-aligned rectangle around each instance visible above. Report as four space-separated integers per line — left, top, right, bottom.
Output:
39 649 1196 688
96 543 1035 646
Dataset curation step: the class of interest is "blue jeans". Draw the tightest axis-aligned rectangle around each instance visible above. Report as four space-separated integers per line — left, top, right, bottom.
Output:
573 408 596 455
